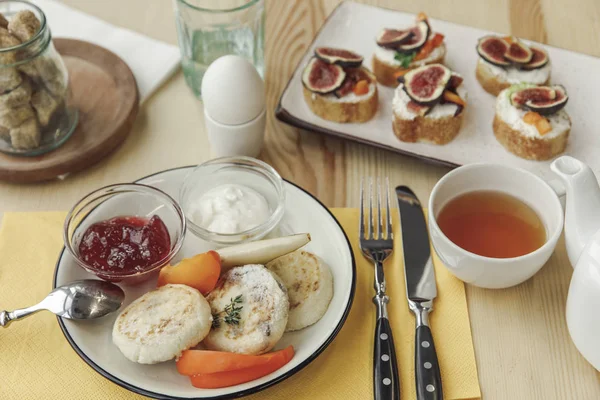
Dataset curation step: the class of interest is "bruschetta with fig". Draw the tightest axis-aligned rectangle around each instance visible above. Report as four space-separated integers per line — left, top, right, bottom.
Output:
493 84 570 160
302 47 378 123
476 35 550 96
373 13 446 87
392 63 467 144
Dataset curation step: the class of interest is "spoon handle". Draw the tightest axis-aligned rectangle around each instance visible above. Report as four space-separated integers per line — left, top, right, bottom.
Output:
0 306 43 328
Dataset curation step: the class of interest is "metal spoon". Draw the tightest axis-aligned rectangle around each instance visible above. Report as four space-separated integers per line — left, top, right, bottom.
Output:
0 280 125 328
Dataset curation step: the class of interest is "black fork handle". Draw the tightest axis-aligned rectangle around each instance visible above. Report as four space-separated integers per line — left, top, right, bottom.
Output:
374 316 400 400
372 259 400 400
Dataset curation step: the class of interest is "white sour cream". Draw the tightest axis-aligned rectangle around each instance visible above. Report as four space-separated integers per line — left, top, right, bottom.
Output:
189 184 271 234
478 58 551 85
495 88 571 138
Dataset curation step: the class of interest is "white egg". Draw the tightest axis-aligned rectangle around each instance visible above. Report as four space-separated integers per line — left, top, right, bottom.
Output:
201 55 265 125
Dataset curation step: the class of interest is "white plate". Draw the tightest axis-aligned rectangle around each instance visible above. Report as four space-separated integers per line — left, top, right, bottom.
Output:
53 166 356 399
276 1 600 180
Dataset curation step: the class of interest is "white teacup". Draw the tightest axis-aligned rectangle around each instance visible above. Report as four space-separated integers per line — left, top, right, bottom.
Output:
428 163 564 289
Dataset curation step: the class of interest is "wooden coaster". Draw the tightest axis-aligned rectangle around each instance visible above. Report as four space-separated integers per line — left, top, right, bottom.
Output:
0 39 139 183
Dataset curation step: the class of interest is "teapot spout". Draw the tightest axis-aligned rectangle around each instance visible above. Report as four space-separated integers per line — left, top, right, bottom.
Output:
551 156 600 267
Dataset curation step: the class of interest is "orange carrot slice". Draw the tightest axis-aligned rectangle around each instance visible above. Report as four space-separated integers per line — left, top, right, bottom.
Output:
177 349 281 375
535 118 552 135
523 111 543 124
353 80 369 95
188 346 295 389
393 69 410 80
415 33 445 60
442 90 466 107
157 251 220 295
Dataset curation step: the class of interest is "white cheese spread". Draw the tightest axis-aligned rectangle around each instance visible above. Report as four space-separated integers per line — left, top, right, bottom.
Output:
392 80 467 121
478 58 551 85
495 88 571 138
189 184 271 234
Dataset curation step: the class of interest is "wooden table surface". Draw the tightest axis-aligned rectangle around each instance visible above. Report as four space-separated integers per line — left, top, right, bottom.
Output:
1 0 599 398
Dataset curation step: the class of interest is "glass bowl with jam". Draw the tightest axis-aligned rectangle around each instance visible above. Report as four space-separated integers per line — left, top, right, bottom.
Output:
64 183 186 285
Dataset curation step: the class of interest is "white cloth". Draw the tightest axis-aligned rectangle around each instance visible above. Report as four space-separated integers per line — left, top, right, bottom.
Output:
31 0 181 102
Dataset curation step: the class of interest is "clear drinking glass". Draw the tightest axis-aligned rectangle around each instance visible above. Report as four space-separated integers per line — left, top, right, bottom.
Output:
173 0 265 98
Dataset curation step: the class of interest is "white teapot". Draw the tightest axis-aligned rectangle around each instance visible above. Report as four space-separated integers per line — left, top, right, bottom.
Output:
551 156 600 370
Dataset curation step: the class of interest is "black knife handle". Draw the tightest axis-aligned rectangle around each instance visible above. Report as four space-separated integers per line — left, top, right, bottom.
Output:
374 317 400 400
415 325 443 400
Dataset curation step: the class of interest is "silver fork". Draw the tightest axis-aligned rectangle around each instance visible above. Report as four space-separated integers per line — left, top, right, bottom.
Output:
360 177 400 400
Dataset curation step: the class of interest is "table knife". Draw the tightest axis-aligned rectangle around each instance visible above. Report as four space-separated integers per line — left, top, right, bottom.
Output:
396 186 443 400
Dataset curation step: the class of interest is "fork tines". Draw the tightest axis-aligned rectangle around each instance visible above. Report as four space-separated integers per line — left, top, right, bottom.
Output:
359 177 393 241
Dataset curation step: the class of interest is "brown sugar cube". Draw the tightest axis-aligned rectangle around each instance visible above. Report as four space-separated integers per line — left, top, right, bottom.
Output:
0 125 9 140
17 61 37 80
0 68 23 93
31 88 60 126
0 103 35 128
0 79 31 108
0 27 21 65
0 13 8 29
38 56 67 96
18 55 67 97
8 10 40 42
10 117 40 149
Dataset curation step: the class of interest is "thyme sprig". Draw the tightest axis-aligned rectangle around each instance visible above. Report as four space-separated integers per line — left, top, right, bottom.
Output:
212 295 243 328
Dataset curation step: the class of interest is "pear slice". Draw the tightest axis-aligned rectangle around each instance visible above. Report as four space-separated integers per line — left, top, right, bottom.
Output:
218 233 311 272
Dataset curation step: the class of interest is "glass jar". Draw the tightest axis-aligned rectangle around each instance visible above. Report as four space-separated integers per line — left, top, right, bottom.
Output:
0 0 77 156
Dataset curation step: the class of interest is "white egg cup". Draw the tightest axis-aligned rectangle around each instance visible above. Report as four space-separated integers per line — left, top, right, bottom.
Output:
204 108 266 158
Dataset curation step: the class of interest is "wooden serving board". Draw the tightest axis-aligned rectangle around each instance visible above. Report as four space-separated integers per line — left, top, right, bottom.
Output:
0 38 139 183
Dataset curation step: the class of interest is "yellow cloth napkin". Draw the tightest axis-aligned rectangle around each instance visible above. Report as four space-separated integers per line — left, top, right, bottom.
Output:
0 210 480 400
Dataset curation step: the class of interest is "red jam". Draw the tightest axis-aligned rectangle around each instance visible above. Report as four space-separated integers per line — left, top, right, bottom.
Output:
78 215 171 274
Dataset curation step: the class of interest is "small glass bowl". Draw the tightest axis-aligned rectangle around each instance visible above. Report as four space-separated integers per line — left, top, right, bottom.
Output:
64 183 186 285
179 156 285 245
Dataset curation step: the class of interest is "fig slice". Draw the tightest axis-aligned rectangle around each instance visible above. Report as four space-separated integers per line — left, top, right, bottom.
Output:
376 29 414 49
302 57 346 94
402 63 451 105
477 36 510 66
504 40 533 64
314 47 364 68
396 20 430 54
407 101 430 116
447 73 464 90
510 85 568 115
521 46 549 70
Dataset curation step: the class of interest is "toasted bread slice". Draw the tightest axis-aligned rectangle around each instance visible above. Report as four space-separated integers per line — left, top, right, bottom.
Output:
476 59 551 96
393 113 464 144
266 250 333 332
493 88 570 160
372 43 446 88
493 115 569 160
391 83 466 145
303 66 378 123
204 264 289 355
112 284 212 364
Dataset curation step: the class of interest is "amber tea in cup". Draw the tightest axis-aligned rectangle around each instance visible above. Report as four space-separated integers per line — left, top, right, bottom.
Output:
436 190 546 258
